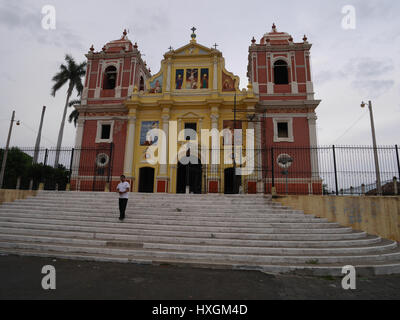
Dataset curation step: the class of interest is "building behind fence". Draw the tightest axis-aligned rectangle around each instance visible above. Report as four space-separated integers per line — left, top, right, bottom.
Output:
1 145 399 195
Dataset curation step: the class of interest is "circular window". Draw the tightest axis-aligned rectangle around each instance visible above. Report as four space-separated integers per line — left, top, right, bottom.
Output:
277 153 293 169
96 153 109 168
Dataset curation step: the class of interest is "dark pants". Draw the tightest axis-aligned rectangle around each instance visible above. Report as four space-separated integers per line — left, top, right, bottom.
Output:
119 198 128 220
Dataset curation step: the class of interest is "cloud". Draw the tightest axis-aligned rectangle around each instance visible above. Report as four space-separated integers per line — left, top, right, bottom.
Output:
0 1 84 49
344 57 394 78
315 57 395 97
352 79 395 98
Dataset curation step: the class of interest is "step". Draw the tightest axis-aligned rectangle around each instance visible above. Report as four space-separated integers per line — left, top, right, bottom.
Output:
0 216 344 232
2 247 400 276
0 227 377 247
0 212 327 225
0 224 366 241
0 221 355 238
0 206 307 218
0 233 391 255
0 240 399 265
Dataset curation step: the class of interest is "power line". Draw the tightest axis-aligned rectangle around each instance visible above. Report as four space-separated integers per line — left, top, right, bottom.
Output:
20 122 56 146
332 109 369 144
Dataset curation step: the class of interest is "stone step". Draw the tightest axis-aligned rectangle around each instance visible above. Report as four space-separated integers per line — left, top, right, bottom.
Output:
142 240 397 256
0 212 327 225
0 227 377 247
0 207 311 220
2 247 400 276
0 205 303 217
0 224 366 241
0 216 343 231
0 233 391 255
0 221 354 237
36 191 272 199
0 240 399 265
2 202 301 212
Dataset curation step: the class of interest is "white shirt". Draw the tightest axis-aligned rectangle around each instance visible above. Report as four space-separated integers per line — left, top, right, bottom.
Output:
117 181 130 199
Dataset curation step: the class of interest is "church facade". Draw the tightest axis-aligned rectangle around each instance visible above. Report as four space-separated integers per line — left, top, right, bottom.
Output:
71 25 321 194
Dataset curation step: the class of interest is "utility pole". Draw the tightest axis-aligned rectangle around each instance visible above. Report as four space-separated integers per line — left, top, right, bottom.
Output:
0 111 16 189
361 100 382 195
33 106 46 164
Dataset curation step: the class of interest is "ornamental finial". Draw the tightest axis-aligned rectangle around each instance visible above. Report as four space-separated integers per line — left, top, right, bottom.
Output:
191 26 197 40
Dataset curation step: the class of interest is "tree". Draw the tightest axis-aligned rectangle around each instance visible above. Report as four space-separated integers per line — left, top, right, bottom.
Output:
51 55 86 167
67 99 81 127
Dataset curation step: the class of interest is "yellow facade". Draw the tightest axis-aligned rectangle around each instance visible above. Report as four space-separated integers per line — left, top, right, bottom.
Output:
124 35 258 193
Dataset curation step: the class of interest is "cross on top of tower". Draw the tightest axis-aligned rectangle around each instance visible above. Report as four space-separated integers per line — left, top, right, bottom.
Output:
213 43 218 50
191 27 197 40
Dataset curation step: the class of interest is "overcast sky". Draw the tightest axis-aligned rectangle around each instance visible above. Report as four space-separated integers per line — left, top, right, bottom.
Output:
0 0 399 148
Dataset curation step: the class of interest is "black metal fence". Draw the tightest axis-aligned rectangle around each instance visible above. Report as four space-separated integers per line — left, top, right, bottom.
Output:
1 144 399 195
263 145 400 195
0 145 114 191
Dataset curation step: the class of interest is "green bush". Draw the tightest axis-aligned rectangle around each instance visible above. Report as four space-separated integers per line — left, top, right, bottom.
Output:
0 148 70 190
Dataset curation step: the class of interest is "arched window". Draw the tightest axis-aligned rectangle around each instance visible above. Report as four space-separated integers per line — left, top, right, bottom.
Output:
139 76 145 91
273 60 289 85
103 66 117 89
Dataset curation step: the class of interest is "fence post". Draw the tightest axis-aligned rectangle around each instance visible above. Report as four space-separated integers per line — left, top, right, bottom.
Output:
41 148 49 190
393 177 398 196
332 145 339 196
66 148 74 191
271 147 276 196
44 149 49 166
396 145 400 181
105 143 114 192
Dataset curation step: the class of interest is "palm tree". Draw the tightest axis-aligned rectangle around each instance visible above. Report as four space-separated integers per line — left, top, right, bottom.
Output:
67 99 81 127
51 55 86 167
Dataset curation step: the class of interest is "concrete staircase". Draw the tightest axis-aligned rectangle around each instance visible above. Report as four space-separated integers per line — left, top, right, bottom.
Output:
0 191 399 276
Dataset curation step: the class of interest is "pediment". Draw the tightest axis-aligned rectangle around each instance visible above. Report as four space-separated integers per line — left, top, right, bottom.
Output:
168 41 215 57
178 112 202 119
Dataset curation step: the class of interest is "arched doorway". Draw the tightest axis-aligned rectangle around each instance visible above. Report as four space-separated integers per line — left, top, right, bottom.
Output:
138 167 155 193
224 167 241 194
176 158 202 194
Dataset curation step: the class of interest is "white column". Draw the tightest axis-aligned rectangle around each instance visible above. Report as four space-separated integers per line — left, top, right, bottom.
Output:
123 116 137 177
115 59 123 98
128 58 137 96
255 116 263 192
94 61 102 98
213 56 218 90
211 114 219 175
71 118 85 179
160 114 169 175
166 60 172 92
252 53 259 94
308 113 319 178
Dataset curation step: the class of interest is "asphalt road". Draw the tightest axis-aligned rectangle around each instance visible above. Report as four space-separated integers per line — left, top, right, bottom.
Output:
0 255 399 300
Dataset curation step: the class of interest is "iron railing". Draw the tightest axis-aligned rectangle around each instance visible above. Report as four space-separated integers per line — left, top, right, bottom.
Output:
0 144 399 195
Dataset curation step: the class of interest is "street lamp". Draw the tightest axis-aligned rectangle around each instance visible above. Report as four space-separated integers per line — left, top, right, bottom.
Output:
0 111 20 189
361 100 382 195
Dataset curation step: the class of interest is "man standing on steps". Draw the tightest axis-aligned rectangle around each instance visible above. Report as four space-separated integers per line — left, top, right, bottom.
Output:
116 175 130 221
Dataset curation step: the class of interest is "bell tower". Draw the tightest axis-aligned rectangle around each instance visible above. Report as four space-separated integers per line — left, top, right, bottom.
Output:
248 24 322 194
71 30 151 191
